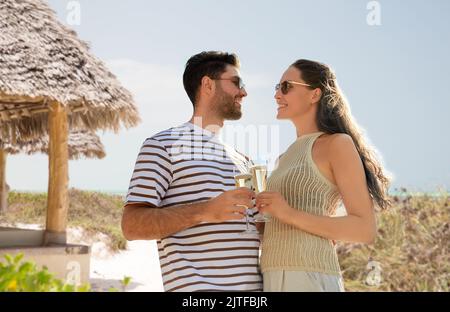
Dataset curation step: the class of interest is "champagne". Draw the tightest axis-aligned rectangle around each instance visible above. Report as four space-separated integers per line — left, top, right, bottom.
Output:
234 173 252 189
250 165 270 222
250 165 267 194
234 173 259 234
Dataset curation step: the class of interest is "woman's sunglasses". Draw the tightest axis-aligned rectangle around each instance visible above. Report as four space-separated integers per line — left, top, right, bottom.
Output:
275 80 312 95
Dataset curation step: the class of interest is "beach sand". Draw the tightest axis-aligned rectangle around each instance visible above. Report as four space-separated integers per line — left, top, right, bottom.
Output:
68 226 164 292
89 239 163 292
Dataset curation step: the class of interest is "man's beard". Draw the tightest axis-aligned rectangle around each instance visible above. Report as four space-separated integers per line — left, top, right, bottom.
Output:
212 89 242 120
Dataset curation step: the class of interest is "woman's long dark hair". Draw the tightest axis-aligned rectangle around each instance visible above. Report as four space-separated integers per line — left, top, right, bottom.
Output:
292 59 391 210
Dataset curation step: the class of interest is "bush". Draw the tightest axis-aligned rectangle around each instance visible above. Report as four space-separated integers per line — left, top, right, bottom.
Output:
0 253 90 292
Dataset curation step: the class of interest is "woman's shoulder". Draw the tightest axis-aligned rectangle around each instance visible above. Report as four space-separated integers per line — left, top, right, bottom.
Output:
324 133 359 163
318 132 353 145
327 133 354 145
319 133 357 156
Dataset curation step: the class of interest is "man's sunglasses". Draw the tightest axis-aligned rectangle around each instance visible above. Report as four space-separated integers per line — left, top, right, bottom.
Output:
275 80 312 95
214 77 246 91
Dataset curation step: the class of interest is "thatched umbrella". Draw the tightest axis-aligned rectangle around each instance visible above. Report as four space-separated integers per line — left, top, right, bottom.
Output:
0 0 140 244
1 130 106 160
0 130 106 212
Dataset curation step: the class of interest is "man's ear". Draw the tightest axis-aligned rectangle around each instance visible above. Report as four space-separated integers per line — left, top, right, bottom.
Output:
200 76 215 97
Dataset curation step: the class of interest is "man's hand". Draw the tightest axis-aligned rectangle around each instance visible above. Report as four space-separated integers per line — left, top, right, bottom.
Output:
202 187 255 223
122 188 255 240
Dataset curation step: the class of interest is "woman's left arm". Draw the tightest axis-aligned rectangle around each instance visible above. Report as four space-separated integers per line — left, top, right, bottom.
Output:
256 134 377 244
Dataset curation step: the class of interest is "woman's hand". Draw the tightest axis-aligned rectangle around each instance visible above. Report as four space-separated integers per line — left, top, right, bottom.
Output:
255 191 294 222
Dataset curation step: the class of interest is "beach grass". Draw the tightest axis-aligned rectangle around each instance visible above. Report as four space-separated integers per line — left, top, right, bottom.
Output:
337 189 449 291
1 188 126 250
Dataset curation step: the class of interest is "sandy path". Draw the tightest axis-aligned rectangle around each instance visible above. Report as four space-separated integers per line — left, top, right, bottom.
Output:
89 240 164 292
68 227 164 292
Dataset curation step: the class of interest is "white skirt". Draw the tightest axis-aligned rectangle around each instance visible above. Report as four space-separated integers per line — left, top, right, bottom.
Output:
263 270 345 292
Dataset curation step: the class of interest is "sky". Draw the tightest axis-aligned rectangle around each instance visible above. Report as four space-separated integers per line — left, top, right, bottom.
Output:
5 0 450 193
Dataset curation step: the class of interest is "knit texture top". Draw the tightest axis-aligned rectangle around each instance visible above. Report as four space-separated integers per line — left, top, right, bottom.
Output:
260 132 342 275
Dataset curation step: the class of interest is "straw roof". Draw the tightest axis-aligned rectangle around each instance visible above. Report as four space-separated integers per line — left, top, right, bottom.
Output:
0 0 140 141
0 130 106 160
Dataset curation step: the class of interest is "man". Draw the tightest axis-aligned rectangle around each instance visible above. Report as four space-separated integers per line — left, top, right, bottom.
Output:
122 51 262 292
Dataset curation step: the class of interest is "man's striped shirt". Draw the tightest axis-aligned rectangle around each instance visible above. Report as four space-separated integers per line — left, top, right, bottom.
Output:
125 122 262 292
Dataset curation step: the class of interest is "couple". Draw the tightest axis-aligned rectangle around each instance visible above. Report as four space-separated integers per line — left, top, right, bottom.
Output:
121 51 391 292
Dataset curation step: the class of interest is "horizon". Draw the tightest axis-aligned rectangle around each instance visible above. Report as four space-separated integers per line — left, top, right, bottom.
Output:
10 188 449 197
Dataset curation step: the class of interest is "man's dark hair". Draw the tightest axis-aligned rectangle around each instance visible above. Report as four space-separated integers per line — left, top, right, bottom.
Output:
183 51 240 106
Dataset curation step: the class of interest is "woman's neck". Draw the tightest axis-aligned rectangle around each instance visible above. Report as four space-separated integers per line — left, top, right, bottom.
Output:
291 116 320 138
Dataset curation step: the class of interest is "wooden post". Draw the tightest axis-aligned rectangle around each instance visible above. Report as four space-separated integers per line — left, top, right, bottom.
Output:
0 149 7 214
44 102 69 245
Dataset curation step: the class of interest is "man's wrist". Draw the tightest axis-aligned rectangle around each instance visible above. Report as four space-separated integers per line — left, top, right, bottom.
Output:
192 200 210 223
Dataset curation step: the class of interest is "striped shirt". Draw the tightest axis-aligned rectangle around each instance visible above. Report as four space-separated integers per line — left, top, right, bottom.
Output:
125 122 262 292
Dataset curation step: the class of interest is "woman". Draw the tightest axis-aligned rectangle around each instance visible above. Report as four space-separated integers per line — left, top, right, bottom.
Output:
255 59 391 292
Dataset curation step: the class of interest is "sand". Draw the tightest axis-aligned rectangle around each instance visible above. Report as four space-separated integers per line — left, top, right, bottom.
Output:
89 239 163 292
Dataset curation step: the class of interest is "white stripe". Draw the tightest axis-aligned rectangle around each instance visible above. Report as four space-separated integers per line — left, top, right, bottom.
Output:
171 173 235 184
162 266 261 284
166 222 251 237
161 257 260 276
159 248 259 269
159 239 260 254
164 274 262 291
165 182 233 194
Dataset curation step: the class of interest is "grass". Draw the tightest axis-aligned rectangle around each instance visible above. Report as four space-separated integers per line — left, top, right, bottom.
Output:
1 188 448 291
337 189 449 291
1 188 126 251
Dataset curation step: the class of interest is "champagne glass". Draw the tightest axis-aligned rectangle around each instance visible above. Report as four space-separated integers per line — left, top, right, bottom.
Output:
234 173 259 234
250 164 270 222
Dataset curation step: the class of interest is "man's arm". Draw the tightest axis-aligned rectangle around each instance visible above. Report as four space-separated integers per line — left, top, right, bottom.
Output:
122 201 207 240
122 188 254 240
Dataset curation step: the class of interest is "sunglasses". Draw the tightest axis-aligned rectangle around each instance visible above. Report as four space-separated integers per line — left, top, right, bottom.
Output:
275 80 312 95
215 77 246 91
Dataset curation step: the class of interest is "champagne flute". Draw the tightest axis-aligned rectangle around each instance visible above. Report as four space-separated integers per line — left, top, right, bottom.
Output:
234 173 259 234
251 164 270 222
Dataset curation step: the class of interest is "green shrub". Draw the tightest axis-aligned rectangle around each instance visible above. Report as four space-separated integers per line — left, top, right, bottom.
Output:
0 253 90 292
